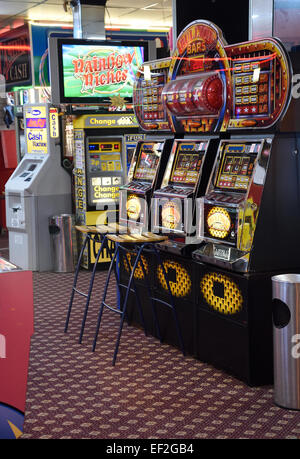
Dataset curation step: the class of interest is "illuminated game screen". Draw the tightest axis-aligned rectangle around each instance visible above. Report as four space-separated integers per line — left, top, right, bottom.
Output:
170 143 206 185
55 39 147 106
215 143 259 191
134 143 161 181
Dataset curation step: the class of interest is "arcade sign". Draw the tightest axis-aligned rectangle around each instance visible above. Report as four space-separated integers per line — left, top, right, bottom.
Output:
0 24 32 91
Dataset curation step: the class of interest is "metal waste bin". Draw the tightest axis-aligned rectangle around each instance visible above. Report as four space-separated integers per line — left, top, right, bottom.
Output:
49 214 75 272
272 274 300 410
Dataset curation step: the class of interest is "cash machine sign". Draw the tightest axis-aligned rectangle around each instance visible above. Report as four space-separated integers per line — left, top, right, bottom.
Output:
26 106 48 155
49 108 59 138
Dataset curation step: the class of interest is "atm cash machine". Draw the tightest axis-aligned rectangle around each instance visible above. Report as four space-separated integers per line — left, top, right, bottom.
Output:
5 103 72 271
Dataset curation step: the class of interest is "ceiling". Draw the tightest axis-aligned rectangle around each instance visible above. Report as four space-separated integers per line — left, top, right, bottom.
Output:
0 0 173 31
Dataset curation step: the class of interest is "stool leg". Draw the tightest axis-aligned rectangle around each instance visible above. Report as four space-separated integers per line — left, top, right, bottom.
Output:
112 244 145 366
131 276 148 336
78 236 107 344
138 253 162 342
64 233 89 333
92 243 120 353
154 246 185 357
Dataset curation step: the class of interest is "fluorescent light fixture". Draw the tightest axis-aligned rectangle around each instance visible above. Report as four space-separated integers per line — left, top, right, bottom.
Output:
142 3 159 10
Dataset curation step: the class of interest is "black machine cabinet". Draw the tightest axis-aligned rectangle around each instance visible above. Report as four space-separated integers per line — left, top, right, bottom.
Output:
153 136 219 255
119 137 173 231
194 262 275 386
193 134 300 273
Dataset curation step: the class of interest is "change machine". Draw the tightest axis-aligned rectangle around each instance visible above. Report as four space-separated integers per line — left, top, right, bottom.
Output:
73 113 143 268
5 103 72 271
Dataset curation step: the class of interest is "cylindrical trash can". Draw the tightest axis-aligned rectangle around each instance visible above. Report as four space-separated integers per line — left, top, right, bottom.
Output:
49 214 75 273
272 274 300 410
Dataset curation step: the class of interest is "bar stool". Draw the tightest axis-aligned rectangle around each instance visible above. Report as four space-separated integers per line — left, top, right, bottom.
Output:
92 232 186 366
64 223 127 343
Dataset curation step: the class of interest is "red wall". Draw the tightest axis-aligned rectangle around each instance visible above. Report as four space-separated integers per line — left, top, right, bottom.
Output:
0 130 17 230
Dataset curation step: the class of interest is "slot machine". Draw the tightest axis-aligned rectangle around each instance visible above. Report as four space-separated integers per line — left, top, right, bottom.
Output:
119 56 175 233
121 19 297 385
120 23 228 353
186 21 295 385
119 137 173 232
152 137 218 256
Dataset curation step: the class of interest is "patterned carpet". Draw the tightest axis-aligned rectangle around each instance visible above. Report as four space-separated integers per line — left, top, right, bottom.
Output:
1 234 300 439
16 268 300 440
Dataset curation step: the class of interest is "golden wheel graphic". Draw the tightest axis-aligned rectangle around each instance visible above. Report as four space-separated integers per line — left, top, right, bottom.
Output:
126 194 141 220
123 253 148 280
157 260 191 298
200 272 243 315
207 206 231 239
161 201 181 230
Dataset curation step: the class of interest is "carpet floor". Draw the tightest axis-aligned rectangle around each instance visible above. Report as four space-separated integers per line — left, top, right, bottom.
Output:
20 270 300 440
1 234 300 440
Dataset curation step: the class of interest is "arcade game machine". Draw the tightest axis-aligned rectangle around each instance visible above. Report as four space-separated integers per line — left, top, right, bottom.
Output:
48 37 151 269
117 57 176 332
5 103 72 271
120 23 229 353
119 56 175 234
187 21 295 385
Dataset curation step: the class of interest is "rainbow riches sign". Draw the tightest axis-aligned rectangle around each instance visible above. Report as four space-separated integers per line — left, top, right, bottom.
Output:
61 43 145 107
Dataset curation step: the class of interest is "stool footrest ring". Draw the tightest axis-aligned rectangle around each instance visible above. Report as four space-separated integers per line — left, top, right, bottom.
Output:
73 288 88 298
102 302 122 315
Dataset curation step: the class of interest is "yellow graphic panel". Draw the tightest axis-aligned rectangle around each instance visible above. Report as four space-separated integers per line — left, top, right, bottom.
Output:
200 272 243 315
161 201 181 230
123 253 149 280
126 194 141 220
207 206 231 239
157 260 191 298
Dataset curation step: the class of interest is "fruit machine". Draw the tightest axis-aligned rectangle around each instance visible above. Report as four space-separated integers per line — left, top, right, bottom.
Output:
124 133 146 177
119 23 230 354
117 57 175 335
184 20 296 385
119 137 173 233
152 136 218 256
119 56 175 233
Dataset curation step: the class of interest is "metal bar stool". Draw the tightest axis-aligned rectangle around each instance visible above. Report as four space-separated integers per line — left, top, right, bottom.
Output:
64 223 126 342
92 232 186 366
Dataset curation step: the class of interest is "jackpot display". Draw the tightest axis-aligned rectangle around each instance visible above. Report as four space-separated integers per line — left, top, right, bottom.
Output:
133 21 291 135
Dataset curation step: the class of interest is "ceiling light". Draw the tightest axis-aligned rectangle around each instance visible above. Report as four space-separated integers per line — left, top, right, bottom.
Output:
142 3 159 10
